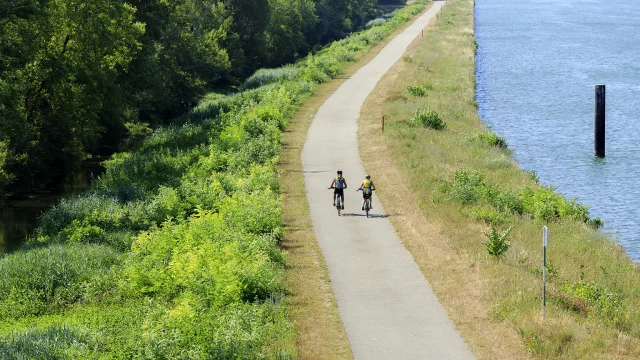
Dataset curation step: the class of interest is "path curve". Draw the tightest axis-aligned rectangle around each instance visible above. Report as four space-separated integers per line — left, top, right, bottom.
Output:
301 2 476 359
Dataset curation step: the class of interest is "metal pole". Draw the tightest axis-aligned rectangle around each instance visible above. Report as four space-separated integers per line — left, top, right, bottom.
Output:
595 85 605 157
543 226 548 318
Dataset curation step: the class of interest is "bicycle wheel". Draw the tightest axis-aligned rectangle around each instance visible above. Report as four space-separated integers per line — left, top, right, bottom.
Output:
365 198 370 218
337 197 341 216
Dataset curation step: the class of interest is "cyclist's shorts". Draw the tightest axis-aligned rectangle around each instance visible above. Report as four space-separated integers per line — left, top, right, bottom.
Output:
362 193 372 199
334 189 344 196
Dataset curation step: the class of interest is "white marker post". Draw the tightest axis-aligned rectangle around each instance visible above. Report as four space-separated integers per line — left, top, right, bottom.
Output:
542 226 548 319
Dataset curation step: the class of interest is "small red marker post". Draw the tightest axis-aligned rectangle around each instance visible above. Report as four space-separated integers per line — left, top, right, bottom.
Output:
382 116 385 132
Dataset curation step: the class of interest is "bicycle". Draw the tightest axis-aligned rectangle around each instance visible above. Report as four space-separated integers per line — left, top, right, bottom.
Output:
329 187 342 216
358 188 374 218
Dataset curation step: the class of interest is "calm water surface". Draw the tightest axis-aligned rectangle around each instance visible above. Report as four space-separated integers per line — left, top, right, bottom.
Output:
475 0 640 259
0 161 104 254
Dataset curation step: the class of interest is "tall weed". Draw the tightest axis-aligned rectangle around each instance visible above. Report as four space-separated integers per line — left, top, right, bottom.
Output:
482 226 512 258
411 108 446 130
475 131 508 149
242 67 300 90
0 244 120 319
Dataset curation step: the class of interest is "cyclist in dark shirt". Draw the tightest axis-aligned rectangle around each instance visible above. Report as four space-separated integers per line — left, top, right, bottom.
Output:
329 170 348 210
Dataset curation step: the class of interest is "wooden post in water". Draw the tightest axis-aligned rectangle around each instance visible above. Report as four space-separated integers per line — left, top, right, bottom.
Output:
595 84 605 158
542 226 548 319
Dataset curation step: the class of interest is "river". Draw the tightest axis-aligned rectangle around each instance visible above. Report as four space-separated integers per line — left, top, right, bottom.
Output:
0 161 104 254
475 0 640 259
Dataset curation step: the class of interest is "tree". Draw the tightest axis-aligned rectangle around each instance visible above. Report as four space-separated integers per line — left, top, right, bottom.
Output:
307 0 377 44
224 0 270 76
0 0 144 191
121 0 232 126
264 0 317 67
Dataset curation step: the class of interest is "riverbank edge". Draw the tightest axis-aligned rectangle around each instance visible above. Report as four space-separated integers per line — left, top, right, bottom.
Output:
359 0 640 359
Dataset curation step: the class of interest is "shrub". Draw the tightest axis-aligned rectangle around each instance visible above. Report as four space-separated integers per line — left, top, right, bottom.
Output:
482 226 512 258
475 131 507 149
60 219 107 244
36 194 128 238
490 190 524 214
139 302 292 359
242 67 300 90
410 108 446 130
218 190 283 237
441 169 486 204
365 18 387 28
0 326 95 359
406 84 427 97
442 170 600 227
0 244 121 319
124 210 283 305
564 280 625 326
96 146 207 200
520 186 593 224
469 206 507 225
517 325 574 357
142 186 189 224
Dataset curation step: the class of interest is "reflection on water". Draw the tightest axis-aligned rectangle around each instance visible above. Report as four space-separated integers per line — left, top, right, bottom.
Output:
475 0 640 259
0 161 104 254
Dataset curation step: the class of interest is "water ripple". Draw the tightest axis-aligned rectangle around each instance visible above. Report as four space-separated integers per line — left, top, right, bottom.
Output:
476 0 640 260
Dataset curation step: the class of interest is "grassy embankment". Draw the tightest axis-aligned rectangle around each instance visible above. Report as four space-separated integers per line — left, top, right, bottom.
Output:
0 2 430 358
360 0 640 359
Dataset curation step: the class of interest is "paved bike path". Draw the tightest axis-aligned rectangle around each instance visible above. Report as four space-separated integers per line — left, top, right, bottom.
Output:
301 2 475 359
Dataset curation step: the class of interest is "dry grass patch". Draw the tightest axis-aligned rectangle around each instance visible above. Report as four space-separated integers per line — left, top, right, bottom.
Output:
279 4 436 359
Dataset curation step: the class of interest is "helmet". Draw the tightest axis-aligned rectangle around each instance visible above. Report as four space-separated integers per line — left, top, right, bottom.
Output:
365 175 371 179
337 170 342 174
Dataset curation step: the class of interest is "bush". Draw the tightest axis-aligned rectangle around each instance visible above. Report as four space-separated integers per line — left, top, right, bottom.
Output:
36 194 128 239
469 206 507 225
138 302 292 359
564 280 625 326
410 108 446 130
124 210 283 305
441 169 486 204
490 190 523 214
0 326 95 359
0 244 121 319
442 170 599 227
365 18 387 28
406 84 427 97
475 131 507 149
242 67 300 90
520 186 592 224
482 226 512 258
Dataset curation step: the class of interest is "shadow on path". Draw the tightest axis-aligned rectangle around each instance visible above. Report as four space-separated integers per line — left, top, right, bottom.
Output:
340 212 389 218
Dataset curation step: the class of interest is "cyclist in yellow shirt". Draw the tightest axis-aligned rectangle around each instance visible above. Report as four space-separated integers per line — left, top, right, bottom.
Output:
357 175 376 211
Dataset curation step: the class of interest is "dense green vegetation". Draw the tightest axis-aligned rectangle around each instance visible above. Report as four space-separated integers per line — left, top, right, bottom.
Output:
0 0 403 198
0 2 428 357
